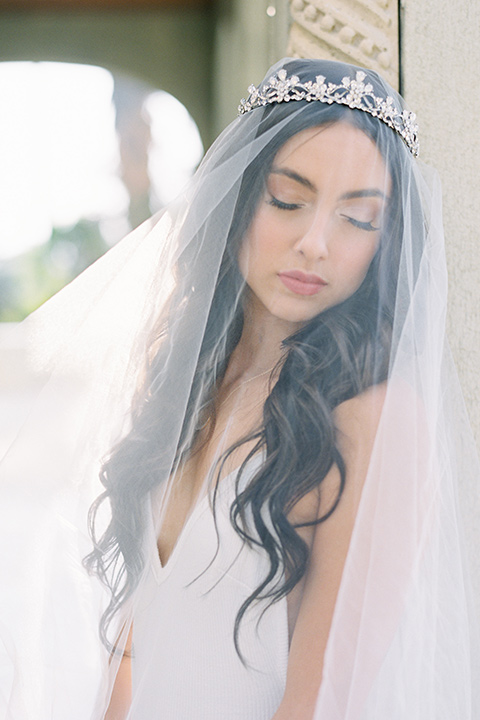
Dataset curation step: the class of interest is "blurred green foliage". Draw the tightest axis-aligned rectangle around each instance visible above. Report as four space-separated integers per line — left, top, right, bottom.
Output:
0 219 109 322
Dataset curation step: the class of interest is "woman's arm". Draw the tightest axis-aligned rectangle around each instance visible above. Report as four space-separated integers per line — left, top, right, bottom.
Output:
105 626 133 720
272 384 387 720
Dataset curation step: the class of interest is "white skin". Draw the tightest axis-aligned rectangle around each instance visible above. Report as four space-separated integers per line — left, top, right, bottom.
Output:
106 121 392 720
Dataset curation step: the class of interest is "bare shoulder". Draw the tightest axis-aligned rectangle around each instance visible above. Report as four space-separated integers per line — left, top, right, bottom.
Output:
333 379 422 447
331 380 424 503
333 382 388 453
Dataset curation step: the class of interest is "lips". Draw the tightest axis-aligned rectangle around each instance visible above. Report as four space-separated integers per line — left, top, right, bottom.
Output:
278 270 327 296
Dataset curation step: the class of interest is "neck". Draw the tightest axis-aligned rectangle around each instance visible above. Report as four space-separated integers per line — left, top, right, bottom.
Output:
225 292 301 383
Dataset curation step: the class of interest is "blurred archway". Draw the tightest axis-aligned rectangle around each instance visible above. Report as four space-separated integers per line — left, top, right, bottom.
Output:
0 61 203 320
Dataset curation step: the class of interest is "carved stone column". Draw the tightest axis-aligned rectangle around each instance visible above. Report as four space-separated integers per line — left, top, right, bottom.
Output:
287 0 399 90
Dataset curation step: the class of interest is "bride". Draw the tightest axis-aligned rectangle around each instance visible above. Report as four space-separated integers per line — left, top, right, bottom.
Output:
1 58 479 719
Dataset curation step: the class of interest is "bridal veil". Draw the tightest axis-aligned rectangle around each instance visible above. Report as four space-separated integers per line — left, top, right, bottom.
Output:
0 57 479 719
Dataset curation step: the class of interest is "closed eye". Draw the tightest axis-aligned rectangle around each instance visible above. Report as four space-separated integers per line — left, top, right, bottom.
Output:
267 195 302 211
341 215 380 232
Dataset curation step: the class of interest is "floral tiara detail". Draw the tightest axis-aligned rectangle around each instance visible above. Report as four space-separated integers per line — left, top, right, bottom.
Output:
238 68 419 158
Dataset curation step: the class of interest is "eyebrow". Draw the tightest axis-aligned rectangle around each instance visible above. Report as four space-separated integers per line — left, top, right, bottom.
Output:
270 167 389 202
340 189 389 201
270 167 316 192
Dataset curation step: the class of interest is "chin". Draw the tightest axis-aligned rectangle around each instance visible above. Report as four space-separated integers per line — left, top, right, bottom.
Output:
269 306 323 327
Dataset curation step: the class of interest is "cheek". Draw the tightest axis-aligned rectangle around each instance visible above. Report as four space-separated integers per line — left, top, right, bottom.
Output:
359 246 378 276
239 213 281 275
342 241 379 285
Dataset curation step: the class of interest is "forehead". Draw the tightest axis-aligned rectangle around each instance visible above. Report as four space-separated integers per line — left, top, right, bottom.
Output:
273 121 390 194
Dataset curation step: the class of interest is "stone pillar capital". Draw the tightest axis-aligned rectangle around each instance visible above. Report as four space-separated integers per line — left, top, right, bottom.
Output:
288 0 399 90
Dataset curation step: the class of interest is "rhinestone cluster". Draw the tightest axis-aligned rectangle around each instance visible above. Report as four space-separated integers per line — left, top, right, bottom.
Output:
238 69 419 158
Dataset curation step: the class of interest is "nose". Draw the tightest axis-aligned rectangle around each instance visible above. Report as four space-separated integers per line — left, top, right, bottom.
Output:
293 208 330 260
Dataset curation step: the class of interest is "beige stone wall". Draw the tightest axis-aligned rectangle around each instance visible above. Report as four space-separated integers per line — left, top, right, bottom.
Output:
402 0 480 602
402 0 480 446
287 0 399 89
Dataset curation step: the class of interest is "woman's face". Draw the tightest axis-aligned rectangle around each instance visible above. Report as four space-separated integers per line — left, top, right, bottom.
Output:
239 121 391 331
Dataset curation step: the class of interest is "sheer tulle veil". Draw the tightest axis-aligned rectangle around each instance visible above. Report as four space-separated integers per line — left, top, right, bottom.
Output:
0 58 479 719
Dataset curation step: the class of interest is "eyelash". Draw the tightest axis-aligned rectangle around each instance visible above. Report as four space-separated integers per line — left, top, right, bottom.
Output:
342 216 380 232
268 195 380 232
267 195 301 211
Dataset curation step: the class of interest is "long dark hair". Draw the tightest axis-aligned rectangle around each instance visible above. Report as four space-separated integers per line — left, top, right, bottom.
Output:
85 60 419 655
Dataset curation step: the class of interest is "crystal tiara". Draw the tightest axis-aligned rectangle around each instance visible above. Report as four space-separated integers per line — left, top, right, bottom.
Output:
238 68 419 158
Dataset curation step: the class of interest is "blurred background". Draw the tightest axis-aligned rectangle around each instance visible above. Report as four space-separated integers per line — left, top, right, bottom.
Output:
0 0 289 320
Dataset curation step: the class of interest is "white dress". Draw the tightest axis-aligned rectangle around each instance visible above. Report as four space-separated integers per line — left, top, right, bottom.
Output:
130 456 289 719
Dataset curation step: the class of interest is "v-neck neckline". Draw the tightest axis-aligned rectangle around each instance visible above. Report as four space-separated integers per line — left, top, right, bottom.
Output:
148 453 263 582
